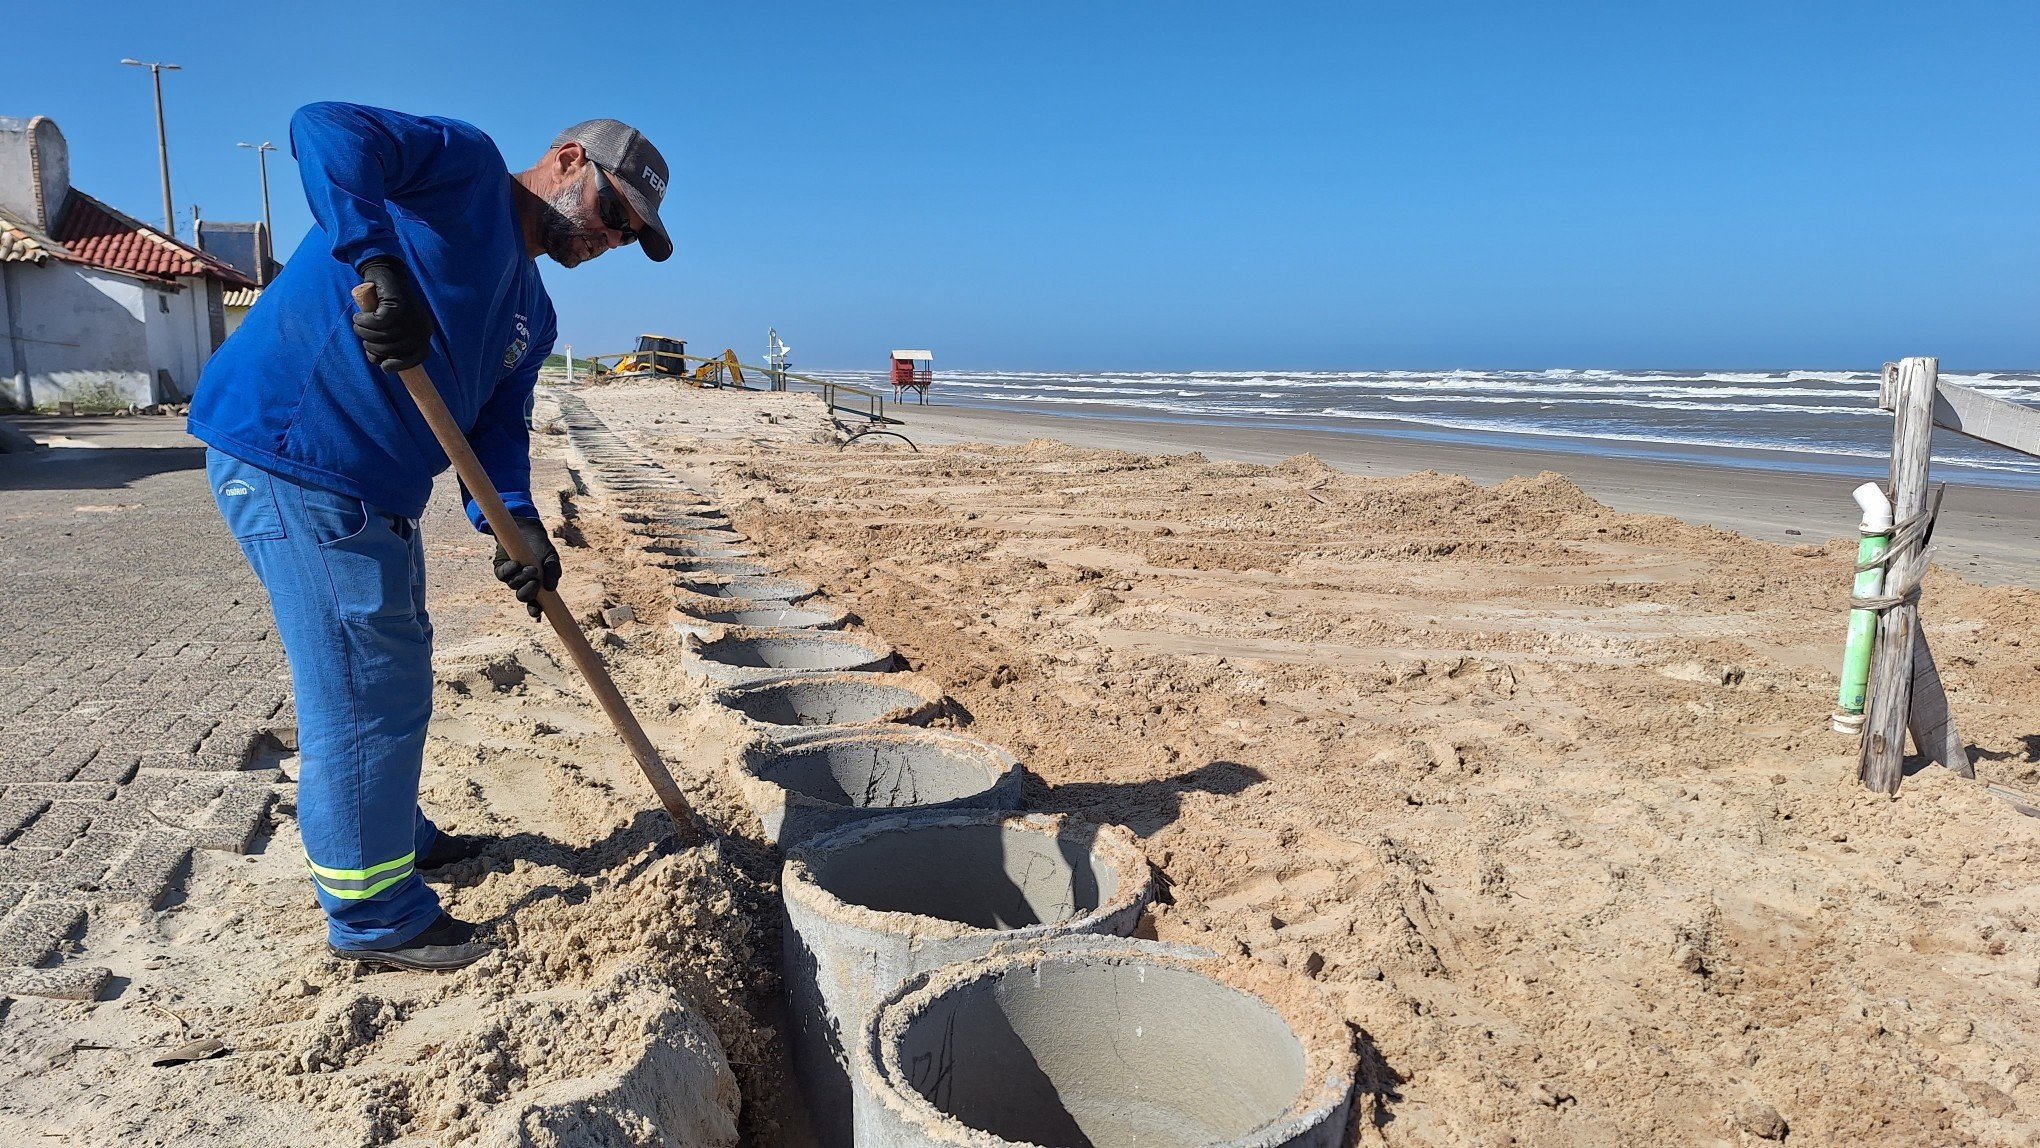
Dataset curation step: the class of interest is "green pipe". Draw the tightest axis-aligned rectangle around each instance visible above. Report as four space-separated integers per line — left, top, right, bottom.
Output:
1834 482 1893 731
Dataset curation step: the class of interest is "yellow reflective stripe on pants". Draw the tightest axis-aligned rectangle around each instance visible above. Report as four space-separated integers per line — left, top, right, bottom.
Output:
307 851 416 900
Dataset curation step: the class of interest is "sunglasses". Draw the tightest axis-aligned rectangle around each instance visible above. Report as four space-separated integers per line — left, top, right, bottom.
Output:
594 169 639 245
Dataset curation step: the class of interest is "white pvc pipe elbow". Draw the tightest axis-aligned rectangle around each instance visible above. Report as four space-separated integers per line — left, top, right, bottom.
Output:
1853 482 1894 534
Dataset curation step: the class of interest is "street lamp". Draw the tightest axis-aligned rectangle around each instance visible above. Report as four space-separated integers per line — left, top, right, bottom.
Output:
119 58 182 238
237 141 276 276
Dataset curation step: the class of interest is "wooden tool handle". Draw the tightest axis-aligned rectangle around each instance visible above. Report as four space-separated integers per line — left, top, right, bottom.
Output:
352 283 701 842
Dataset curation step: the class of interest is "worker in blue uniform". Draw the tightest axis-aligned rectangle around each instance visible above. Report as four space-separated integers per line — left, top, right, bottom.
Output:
189 104 673 971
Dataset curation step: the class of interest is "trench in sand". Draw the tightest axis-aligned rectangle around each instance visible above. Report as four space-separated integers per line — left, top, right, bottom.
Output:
568 401 1355 1144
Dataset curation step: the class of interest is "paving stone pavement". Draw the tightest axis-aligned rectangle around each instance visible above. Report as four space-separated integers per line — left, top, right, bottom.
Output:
0 419 289 1000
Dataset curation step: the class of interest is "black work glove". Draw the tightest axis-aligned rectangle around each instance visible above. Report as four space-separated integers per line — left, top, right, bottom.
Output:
492 517 561 620
352 256 436 373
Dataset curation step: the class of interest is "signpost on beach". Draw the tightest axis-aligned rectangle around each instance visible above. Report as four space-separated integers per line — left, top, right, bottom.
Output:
1857 356 2040 795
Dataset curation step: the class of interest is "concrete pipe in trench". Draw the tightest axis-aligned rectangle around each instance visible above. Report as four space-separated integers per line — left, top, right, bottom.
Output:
736 727 1023 847
622 504 725 521
784 813 1152 1141
648 538 757 560
856 937 1356 1148
661 527 751 548
680 575 817 604
625 513 726 532
682 626 895 686
666 556 778 579
712 671 944 734
669 600 851 639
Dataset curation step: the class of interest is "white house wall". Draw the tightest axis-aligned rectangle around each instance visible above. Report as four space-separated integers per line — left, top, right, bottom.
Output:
155 276 209 402
2 261 155 408
141 278 176 404
0 263 22 409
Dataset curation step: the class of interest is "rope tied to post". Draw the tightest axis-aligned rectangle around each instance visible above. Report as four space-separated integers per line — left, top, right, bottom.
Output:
1847 484 1944 613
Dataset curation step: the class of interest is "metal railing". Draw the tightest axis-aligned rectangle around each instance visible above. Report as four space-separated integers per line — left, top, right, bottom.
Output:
819 380 889 424
576 349 899 425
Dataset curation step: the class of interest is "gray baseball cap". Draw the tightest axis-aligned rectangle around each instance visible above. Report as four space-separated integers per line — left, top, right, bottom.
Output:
552 118 673 262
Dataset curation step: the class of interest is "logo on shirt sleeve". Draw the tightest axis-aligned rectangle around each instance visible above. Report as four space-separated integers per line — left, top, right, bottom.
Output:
502 315 532 370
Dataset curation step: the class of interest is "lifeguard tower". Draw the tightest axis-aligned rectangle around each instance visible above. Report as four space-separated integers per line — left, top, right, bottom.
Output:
889 349 933 404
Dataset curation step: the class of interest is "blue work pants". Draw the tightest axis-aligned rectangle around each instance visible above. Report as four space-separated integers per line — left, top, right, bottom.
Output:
206 449 442 950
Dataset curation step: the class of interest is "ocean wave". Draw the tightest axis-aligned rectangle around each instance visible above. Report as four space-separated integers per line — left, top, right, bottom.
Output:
818 367 2040 479
917 373 1883 397
1357 414 2040 476
956 391 2040 475
870 371 2040 406
1370 394 1887 417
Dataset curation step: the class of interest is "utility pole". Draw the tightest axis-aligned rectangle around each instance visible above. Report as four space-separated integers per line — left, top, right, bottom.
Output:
236 141 276 276
120 58 182 238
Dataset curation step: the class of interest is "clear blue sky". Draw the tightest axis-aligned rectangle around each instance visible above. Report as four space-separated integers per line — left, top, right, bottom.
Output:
10 2 2036 370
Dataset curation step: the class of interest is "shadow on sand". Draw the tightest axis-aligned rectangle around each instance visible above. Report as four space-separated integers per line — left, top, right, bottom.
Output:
1031 758 1268 837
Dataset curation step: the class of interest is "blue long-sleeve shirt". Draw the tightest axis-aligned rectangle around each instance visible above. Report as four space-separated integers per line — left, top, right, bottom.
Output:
190 102 556 529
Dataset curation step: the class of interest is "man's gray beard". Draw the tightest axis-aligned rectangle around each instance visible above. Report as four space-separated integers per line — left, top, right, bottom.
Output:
538 173 602 267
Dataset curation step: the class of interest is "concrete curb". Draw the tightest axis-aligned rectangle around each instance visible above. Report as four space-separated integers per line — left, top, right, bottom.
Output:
0 419 43 453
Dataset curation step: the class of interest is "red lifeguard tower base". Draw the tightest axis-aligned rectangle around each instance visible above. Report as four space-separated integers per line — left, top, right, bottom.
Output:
890 350 933 404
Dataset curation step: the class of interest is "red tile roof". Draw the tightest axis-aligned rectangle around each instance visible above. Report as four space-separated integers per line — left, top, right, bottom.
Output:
52 191 255 286
0 206 67 264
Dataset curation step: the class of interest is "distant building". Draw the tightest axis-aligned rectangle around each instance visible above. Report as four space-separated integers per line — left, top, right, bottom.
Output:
0 115 256 411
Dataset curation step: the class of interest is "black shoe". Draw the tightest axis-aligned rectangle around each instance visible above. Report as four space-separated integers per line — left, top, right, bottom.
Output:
417 831 489 871
330 913 490 972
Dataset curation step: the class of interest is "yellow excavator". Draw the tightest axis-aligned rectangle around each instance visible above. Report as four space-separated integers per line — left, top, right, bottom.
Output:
614 334 688 376
690 349 746 388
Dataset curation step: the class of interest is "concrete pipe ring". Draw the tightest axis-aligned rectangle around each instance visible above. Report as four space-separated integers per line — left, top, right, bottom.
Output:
661 527 752 548
647 538 758 560
711 671 946 734
736 727 1024 846
681 626 895 685
665 556 780 579
857 936 1357 1148
669 600 852 640
678 575 818 605
785 813 1153 1141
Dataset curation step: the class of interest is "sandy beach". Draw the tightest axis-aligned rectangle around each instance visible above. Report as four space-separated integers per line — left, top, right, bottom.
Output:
2 380 2035 1146
891 401 2040 587
662 381 2040 1144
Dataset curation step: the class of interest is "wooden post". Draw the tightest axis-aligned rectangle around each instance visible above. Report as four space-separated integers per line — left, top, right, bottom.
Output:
1858 357 1937 793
